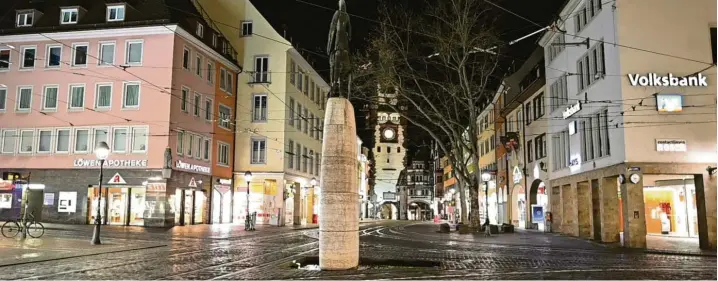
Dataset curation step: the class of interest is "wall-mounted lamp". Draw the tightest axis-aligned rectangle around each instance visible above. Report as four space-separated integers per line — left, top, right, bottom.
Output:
707 166 716 176
539 162 547 172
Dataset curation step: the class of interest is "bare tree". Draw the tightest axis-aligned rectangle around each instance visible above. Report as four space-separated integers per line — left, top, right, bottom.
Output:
352 0 505 228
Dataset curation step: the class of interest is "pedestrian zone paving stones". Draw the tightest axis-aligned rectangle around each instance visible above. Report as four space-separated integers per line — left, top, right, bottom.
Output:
0 221 714 280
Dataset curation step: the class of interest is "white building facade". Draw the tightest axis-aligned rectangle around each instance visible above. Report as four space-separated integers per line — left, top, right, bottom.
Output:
539 0 716 249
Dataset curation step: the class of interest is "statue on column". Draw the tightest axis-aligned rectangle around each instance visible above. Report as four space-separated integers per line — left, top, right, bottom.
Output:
327 0 352 98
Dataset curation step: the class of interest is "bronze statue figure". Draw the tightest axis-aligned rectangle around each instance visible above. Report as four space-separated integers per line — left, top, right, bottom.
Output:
164 147 172 169
327 0 352 98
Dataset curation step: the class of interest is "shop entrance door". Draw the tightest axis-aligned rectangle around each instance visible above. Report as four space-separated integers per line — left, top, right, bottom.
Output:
87 187 146 226
174 189 205 225
212 186 231 224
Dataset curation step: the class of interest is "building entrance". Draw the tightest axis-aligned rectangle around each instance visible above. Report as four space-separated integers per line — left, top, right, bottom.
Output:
174 189 205 225
87 187 146 226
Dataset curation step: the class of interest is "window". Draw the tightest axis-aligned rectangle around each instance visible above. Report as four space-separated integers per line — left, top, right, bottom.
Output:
388 147 392 153
99 42 115 65
19 130 33 153
296 143 302 171
61 8 79 24
196 23 204 38
251 138 266 164
310 81 315 101
207 62 214 83
0 88 6 111
123 82 140 108
219 68 233 92
69 85 85 109
602 109 610 155
187 134 194 157
43 86 58 110
126 41 143 65
297 104 303 131
212 34 218 48
94 128 108 152
548 33 565 62
315 153 320 176
195 55 202 77
303 108 309 134
377 146 381 152
16 11 33 27
577 42 606 92
47 45 62 67
1 130 16 153
182 48 190 70
309 114 314 138
533 93 544 120
289 60 296 85
195 135 202 160
253 56 269 83
131 127 147 153
304 76 309 95
711 28 717 65
241 21 253 36
72 44 88 66
549 75 568 112
253 95 267 122
535 134 546 159
107 5 125 21
302 147 308 173
193 92 201 116
297 68 304 90
21 46 36 69
525 101 532 125
309 150 314 175
176 130 184 155
581 119 595 161
181 87 189 112
17 86 32 112
111 128 127 152
75 129 90 153
203 138 210 161
218 142 230 165
56 129 70 153
218 104 231 129
204 98 213 121
0 49 10 70
95 83 112 109
289 98 295 127
527 139 533 162
287 140 295 169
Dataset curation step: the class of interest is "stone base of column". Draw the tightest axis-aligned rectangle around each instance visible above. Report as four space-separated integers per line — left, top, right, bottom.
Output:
319 97 359 270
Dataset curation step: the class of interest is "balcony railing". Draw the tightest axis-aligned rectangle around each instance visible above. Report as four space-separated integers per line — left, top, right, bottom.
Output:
248 71 271 84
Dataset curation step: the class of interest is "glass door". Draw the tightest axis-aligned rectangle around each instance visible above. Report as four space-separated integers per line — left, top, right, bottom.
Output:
194 191 204 224
107 188 127 225
87 187 107 224
129 188 146 226
184 190 193 224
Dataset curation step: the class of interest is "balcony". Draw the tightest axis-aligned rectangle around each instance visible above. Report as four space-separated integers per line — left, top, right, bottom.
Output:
248 71 271 84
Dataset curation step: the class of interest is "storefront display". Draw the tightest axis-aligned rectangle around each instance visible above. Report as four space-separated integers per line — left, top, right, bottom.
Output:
87 187 146 226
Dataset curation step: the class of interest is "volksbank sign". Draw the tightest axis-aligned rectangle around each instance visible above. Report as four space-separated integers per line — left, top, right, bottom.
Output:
628 73 708 87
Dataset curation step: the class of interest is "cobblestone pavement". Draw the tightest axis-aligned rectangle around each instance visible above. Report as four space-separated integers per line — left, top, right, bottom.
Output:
0 221 714 280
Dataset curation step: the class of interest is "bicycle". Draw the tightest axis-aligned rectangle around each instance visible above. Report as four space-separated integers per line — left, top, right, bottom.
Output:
1 213 45 238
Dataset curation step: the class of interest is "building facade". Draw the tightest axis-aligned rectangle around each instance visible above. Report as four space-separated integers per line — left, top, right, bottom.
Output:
405 160 434 220
539 0 716 249
477 97 498 224
502 48 550 230
197 0 327 226
0 0 240 227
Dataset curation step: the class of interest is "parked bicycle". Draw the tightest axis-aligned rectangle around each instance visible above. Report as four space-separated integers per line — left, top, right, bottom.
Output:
1 213 45 238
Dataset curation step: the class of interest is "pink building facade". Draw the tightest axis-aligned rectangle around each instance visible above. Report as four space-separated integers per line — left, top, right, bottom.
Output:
0 1 240 227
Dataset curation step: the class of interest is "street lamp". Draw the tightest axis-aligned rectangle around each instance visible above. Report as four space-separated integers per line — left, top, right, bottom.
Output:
91 141 110 245
481 172 491 228
244 171 253 231
310 177 317 187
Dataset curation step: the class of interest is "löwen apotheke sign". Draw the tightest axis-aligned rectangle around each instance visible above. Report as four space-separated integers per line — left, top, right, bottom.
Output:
74 159 148 168
175 160 211 174
628 73 708 87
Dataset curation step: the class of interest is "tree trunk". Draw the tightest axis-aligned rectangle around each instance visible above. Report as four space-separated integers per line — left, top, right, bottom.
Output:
469 181 482 228
456 176 468 224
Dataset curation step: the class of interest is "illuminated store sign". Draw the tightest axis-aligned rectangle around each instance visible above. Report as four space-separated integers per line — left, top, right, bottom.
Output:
655 94 683 112
175 160 211 174
656 139 687 152
74 159 147 168
562 101 582 119
628 73 708 87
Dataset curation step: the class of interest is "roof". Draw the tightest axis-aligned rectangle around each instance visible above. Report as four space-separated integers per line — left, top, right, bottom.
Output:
0 0 240 68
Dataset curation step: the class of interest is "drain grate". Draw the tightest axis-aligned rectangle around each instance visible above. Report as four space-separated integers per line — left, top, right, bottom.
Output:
288 256 442 271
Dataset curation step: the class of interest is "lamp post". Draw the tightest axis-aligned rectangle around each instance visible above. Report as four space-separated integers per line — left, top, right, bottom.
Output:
91 141 110 245
244 171 253 231
481 172 491 227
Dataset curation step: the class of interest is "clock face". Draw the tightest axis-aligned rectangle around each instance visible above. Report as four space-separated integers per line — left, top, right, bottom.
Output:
629 173 641 184
383 128 396 140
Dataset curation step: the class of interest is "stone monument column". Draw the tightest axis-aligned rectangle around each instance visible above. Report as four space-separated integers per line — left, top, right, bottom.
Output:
319 0 359 270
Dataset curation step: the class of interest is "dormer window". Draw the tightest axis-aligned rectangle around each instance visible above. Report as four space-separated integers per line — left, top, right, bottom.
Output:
60 8 79 24
212 34 218 47
196 23 204 38
107 5 125 22
16 11 34 27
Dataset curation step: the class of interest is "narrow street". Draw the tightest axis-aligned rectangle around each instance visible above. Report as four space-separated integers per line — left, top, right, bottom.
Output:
0 221 714 280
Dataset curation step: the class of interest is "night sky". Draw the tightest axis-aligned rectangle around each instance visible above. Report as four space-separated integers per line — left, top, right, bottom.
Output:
250 0 567 149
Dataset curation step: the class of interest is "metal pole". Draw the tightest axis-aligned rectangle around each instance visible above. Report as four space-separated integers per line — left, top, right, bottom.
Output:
91 159 104 245
484 180 489 226
246 180 251 230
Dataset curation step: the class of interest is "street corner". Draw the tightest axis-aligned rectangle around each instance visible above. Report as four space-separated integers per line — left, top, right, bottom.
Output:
0 235 167 266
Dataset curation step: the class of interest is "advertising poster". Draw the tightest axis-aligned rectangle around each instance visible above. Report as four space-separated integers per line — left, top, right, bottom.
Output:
44 193 55 206
58 191 77 213
531 204 545 223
